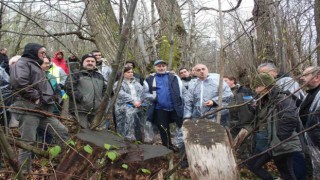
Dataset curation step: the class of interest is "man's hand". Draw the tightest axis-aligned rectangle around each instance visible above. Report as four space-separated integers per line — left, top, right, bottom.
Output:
233 128 249 148
133 101 141 108
204 100 214 107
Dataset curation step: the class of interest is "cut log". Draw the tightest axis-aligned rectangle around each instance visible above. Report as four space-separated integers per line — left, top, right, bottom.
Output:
56 129 173 179
182 119 238 179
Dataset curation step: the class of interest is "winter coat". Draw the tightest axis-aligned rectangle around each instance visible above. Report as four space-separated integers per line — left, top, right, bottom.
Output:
10 44 54 105
46 71 63 114
114 78 154 139
0 67 11 114
145 72 184 123
255 88 302 156
0 66 10 96
10 43 55 114
229 85 254 135
300 88 320 149
65 68 106 114
52 50 69 75
49 63 67 85
184 73 233 121
0 53 9 74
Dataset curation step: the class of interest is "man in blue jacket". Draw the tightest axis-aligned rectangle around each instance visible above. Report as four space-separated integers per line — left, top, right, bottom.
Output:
145 60 183 151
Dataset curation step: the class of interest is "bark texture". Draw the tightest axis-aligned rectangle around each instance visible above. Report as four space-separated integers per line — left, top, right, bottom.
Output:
182 120 238 179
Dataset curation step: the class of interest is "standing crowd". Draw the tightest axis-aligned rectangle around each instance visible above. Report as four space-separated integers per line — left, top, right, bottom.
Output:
0 43 320 179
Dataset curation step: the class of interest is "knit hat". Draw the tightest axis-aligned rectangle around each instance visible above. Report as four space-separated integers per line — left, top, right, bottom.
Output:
154 59 167 66
253 73 275 89
81 53 96 65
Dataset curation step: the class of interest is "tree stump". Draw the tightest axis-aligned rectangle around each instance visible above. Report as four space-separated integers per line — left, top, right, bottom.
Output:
56 129 173 179
182 119 238 179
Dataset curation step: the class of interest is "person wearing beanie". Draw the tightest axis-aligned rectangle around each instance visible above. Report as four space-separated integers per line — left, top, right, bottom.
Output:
246 73 304 179
65 53 107 128
10 43 69 172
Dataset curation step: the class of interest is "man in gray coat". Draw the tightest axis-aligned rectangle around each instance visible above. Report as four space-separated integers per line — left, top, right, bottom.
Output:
10 43 69 172
65 53 107 128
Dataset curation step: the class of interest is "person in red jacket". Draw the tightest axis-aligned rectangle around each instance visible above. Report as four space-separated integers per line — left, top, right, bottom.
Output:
52 50 69 74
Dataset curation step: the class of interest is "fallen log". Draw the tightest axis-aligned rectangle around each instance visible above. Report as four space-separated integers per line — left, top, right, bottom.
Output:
56 129 173 179
182 119 238 179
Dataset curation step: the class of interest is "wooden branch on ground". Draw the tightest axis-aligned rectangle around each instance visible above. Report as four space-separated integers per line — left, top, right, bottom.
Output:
7 137 49 158
0 128 25 180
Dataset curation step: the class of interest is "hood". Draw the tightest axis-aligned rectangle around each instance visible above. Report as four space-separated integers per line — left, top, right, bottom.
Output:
21 43 44 65
53 50 65 60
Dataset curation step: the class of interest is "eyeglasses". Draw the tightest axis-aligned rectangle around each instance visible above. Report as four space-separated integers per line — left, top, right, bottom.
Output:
39 51 46 55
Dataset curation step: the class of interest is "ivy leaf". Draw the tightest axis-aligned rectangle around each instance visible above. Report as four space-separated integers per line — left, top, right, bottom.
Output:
104 144 111 151
67 140 76 146
48 145 61 160
122 164 128 170
140 168 151 174
84 144 93 154
106 151 117 162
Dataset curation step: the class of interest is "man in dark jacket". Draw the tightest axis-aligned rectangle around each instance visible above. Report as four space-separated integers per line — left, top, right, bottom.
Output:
65 53 107 128
145 60 184 151
0 48 9 74
247 73 304 180
299 66 320 149
10 43 69 172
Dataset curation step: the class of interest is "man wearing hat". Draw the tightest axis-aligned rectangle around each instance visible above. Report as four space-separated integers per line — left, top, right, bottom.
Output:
145 60 184 152
246 73 304 180
65 53 107 128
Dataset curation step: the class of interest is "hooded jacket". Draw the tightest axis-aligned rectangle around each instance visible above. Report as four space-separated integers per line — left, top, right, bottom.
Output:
10 43 55 106
52 50 69 75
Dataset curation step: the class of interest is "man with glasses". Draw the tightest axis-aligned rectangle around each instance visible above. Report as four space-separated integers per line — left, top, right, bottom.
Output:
10 43 69 172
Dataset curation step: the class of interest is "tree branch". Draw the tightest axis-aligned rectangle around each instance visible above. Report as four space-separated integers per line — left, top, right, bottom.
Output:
196 0 242 14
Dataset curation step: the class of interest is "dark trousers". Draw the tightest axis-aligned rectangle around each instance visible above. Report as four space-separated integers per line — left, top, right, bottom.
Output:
154 109 182 147
247 152 297 180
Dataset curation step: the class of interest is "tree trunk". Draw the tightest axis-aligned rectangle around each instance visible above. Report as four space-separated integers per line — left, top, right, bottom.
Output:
315 0 320 65
87 0 138 129
85 0 119 61
252 0 276 65
56 129 173 179
154 0 187 68
133 8 150 64
182 120 238 179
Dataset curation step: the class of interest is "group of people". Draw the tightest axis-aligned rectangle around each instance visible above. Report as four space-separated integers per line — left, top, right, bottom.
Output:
1 42 320 179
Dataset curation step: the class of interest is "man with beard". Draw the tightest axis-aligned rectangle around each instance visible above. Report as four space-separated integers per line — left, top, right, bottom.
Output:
65 53 107 128
10 43 69 172
92 50 112 84
179 68 193 90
